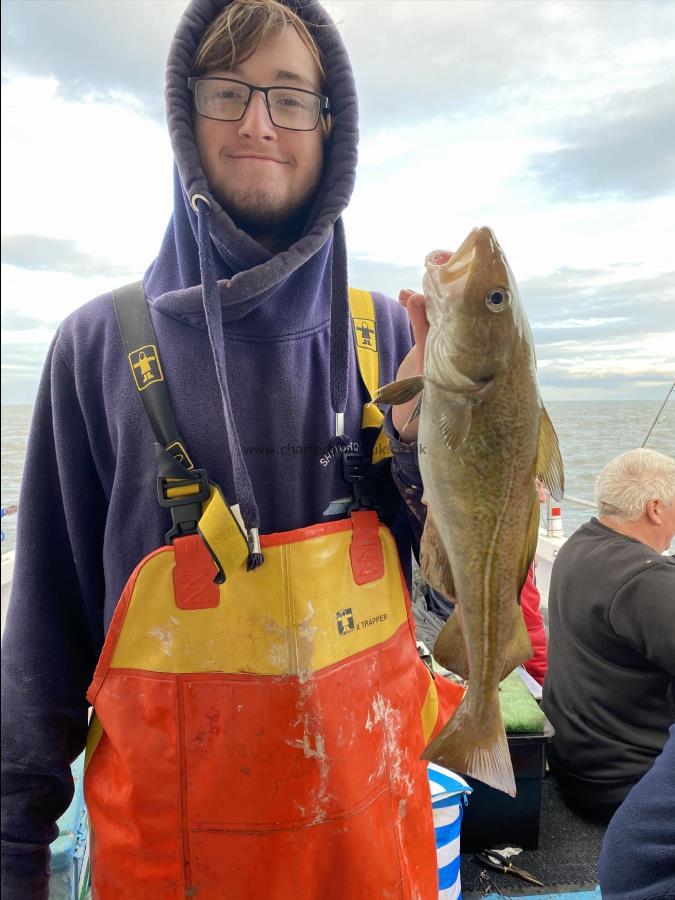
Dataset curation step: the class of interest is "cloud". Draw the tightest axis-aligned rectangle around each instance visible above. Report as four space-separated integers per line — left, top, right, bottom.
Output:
347 256 423 299
0 310 52 331
1 0 185 120
521 266 675 398
1 234 140 278
325 0 675 129
536 335 675 398
346 258 675 402
539 360 675 385
0 264 145 337
1 343 52 367
5 0 675 137
529 83 675 201
0 342 52 404
2 0 674 404
523 267 675 337
540 370 675 409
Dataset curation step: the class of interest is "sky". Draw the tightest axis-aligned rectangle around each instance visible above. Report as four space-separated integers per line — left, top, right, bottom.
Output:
1 0 674 405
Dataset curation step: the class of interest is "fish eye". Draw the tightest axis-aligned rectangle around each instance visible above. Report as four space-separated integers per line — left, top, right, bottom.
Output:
485 287 511 313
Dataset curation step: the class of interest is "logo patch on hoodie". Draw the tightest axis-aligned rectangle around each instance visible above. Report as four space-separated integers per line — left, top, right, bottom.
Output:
128 345 164 391
353 317 377 352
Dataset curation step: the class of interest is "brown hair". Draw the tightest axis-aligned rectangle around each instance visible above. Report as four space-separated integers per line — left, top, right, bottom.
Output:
191 1 331 136
192 0 325 83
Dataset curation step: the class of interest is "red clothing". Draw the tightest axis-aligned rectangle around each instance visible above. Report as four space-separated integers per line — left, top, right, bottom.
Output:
521 567 548 684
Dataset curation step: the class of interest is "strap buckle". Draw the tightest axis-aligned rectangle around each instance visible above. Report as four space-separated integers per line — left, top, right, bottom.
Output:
157 468 210 543
343 451 380 514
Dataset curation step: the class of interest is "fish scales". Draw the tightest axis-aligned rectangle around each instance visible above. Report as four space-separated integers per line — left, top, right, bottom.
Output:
376 227 563 796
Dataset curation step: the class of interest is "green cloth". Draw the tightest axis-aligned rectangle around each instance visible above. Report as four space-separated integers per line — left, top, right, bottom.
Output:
498 670 546 733
431 664 547 733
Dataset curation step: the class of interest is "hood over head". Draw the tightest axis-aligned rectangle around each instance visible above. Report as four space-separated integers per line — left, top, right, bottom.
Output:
142 0 360 560
146 0 359 326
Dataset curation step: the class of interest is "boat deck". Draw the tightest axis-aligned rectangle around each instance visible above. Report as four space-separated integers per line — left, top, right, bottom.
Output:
460 772 606 898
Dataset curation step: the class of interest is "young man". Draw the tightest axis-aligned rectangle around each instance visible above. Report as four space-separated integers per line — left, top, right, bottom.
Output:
543 447 675 821
1 2 461 897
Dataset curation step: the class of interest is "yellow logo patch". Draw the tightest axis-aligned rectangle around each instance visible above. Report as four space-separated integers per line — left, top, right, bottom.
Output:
129 345 163 391
353 317 377 352
165 441 194 471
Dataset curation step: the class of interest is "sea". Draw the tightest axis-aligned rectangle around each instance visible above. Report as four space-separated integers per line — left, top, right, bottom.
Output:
1 400 674 554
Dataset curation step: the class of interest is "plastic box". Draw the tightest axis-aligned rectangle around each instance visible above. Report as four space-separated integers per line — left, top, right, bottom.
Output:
460 719 554 851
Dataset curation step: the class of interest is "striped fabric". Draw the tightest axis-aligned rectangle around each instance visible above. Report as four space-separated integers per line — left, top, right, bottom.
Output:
428 763 472 900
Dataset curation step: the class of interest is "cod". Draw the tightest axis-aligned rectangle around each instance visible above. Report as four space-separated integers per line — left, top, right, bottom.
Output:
377 227 563 796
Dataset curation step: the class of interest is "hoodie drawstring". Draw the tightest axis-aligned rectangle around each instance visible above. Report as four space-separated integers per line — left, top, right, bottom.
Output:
194 195 263 570
324 215 354 455
329 216 351 439
191 196 352 572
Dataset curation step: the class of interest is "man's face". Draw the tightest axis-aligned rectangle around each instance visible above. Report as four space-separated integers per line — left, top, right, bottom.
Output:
193 27 325 238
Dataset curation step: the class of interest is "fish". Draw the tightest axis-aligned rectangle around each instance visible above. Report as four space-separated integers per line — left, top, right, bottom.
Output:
375 227 564 796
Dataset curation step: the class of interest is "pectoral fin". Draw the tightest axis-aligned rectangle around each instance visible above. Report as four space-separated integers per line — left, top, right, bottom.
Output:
439 402 472 450
402 391 424 430
433 613 470 680
537 406 565 502
420 512 469 678
374 376 425 407
420 510 455 599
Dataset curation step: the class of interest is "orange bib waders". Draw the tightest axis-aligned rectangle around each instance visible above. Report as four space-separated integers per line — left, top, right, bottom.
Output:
85 514 462 898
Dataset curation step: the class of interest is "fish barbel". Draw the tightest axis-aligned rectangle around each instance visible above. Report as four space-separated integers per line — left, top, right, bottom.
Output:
376 227 564 796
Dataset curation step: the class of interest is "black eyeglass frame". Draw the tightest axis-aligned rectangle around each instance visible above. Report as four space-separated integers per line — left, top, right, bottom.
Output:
187 76 330 132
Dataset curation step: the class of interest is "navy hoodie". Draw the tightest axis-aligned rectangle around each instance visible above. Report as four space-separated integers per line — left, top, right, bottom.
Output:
598 724 675 900
0 1 422 896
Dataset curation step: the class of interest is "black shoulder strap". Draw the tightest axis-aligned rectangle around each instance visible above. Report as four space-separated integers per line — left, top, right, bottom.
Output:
112 280 194 471
112 282 251 570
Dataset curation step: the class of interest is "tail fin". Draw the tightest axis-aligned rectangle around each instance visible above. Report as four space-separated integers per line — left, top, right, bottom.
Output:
421 688 516 797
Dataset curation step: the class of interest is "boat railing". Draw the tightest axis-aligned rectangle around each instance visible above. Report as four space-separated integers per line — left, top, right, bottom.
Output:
563 495 596 509
541 491 595 539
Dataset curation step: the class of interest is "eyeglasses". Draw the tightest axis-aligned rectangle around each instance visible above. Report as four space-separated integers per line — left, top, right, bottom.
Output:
187 77 330 132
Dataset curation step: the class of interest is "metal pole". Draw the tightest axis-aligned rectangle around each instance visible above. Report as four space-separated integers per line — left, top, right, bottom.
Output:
641 381 674 449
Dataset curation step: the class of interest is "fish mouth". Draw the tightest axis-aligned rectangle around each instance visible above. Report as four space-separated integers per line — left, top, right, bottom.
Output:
425 226 507 288
427 250 453 266
425 229 482 285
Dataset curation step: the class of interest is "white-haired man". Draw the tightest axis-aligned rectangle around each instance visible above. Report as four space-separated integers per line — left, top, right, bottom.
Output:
542 448 675 821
